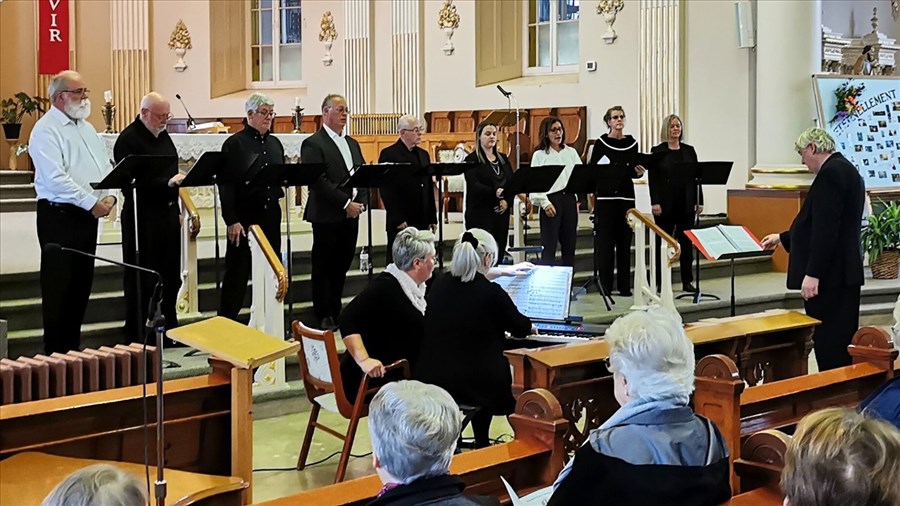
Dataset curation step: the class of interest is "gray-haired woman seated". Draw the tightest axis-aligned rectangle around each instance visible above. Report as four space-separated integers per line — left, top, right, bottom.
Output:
339 227 436 403
547 308 731 506
42 464 146 506
416 228 534 449
367 380 500 506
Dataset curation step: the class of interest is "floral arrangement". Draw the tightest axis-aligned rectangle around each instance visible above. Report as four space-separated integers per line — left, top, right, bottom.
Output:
319 11 337 42
831 80 865 124
438 0 460 30
168 20 192 50
597 0 625 15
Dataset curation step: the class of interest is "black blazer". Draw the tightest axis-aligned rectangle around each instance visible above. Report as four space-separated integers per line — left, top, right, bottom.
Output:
779 152 865 289
463 151 515 218
378 140 437 231
649 142 703 215
302 127 367 223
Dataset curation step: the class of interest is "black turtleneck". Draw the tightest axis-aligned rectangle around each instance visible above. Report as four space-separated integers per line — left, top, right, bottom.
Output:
113 115 179 211
219 121 286 226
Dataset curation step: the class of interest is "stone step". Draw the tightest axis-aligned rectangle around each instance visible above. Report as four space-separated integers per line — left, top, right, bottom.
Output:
0 170 33 185
0 198 36 213
0 184 36 200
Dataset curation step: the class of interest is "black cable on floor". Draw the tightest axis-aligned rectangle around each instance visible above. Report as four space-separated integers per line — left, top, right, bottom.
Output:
253 450 373 472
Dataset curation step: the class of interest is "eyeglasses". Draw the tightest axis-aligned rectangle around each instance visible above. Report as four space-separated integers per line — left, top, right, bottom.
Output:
610 114 625 120
549 127 564 133
401 127 423 134
61 88 90 97
149 112 174 122
255 110 276 118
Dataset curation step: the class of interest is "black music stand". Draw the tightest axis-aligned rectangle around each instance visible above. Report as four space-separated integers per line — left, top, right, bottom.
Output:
671 161 733 304
507 164 564 261
425 163 477 269
721 250 773 316
565 164 637 311
180 151 258 293
251 162 326 326
93 154 179 338
341 163 413 281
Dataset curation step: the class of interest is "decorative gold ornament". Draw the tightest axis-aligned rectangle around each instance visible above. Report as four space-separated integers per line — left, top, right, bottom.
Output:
597 0 625 44
319 11 337 43
438 0 460 56
168 20 192 72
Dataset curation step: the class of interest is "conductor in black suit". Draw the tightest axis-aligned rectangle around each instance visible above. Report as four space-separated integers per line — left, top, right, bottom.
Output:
762 128 865 371
218 92 285 321
378 114 437 265
302 94 367 330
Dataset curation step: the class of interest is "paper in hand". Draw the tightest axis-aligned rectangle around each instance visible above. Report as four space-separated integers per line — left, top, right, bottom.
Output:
501 476 553 506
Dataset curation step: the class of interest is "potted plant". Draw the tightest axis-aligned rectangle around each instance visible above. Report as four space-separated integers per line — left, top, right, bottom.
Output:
862 200 900 279
1 92 50 141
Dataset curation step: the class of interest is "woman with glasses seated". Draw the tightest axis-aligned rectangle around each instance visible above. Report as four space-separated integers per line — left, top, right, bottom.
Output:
113 92 185 342
530 117 580 267
339 228 436 403
548 308 731 506
464 121 515 261
588 106 646 297
416 228 535 448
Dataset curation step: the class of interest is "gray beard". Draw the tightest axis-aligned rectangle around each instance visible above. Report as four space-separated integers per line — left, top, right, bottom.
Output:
64 98 91 120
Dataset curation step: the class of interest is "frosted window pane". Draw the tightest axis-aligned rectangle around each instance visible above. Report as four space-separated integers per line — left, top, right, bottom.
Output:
261 10 273 45
251 47 261 81
538 25 550 67
261 47 274 81
280 45 302 81
557 21 578 66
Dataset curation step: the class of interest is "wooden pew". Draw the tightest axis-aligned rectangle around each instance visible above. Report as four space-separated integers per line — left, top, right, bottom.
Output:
252 389 569 506
694 327 897 492
504 310 819 453
0 358 253 500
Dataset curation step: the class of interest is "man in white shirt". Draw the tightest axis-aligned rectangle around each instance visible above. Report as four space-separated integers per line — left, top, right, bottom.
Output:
30 70 115 353
301 94 366 330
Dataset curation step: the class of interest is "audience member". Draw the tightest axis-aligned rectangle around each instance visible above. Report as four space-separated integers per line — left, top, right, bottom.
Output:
42 464 146 506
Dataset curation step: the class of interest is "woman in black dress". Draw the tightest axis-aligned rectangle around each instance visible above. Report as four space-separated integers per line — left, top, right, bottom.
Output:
338 227 436 403
416 228 534 448
588 106 646 296
464 121 515 260
648 114 703 292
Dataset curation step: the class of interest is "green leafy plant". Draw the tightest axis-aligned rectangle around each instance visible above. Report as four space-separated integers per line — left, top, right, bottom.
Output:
861 200 900 263
0 92 50 125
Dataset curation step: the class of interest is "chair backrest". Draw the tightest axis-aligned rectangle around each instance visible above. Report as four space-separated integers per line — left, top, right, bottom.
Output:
582 138 596 163
293 321 353 416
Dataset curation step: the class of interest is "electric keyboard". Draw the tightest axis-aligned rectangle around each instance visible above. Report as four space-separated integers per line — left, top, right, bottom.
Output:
508 322 606 346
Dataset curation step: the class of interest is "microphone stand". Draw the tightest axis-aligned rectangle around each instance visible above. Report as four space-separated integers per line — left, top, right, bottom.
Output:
505 90 525 255
146 283 167 506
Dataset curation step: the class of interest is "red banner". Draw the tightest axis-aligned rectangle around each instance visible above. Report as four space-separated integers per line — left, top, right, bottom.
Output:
38 0 70 75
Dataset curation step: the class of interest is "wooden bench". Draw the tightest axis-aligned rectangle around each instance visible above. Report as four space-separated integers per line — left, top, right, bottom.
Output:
0 358 253 501
252 389 569 506
694 326 898 492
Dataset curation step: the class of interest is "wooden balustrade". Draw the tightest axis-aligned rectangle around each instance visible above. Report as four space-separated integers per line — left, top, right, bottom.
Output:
626 208 680 315
177 188 201 317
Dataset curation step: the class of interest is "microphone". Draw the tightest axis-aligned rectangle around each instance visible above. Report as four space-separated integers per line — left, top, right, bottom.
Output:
496 85 512 98
175 93 197 130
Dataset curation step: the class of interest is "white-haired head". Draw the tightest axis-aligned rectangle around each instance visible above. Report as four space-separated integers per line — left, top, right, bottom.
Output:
369 380 461 485
450 228 498 282
392 227 436 285
48 70 84 102
245 92 275 114
42 464 147 506
605 307 695 405
139 92 170 137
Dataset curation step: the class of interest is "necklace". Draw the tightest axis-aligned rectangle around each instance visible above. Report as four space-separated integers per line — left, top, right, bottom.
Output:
489 158 501 176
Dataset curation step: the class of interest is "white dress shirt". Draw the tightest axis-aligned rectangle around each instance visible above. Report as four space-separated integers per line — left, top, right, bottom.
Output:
30 106 111 211
529 145 581 210
323 122 357 207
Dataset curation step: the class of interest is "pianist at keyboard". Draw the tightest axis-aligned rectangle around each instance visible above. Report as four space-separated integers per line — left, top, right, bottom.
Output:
416 229 536 449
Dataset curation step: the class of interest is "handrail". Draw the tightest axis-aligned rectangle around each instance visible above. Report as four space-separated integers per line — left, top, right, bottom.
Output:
626 208 680 265
179 188 201 238
248 225 288 302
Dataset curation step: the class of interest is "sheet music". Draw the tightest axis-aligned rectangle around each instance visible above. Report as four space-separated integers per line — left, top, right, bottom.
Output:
502 477 552 506
688 227 736 260
493 266 573 321
718 225 763 253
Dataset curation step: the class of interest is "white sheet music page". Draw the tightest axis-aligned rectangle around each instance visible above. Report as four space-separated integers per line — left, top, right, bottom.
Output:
492 265 573 321
501 477 553 506
688 227 736 260
718 225 764 253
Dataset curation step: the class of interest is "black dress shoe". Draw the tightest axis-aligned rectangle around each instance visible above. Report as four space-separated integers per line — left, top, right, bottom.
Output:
619 290 633 297
682 283 697 293
320 316 338 331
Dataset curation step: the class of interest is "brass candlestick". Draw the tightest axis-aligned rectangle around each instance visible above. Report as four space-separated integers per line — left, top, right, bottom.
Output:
102 102 117 133
291 106 304 133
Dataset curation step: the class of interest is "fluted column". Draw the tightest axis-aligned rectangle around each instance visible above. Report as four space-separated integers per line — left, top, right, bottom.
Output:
639 0 681 149
344 0 374 127
750 0 821 188
110 0 151 132
391 0 423 119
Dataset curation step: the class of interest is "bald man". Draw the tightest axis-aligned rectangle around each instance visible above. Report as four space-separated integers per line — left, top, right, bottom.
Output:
114 92 185 341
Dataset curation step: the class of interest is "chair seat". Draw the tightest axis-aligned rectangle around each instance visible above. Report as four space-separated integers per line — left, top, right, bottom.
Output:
314 393 339 414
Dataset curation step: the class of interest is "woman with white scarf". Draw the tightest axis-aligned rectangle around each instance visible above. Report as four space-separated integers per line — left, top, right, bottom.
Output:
338 227 435 403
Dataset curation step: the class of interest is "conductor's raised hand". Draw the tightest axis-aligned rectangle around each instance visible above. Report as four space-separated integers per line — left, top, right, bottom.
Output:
227 223 246 246
760 233 781 250
346 201 364 218
359 357 385 378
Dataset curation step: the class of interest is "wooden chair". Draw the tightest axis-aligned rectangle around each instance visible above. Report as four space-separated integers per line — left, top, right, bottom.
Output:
432 142 469 224
293 320 410 483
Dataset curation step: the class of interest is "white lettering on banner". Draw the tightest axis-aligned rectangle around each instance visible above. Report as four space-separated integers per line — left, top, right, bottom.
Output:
49 0 62 10
49 28 62 42
50 13 57 27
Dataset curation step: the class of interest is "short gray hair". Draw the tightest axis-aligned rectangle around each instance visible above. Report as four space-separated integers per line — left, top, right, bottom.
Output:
795 127 836 154
393 227 435 271
245 92 274 114
605 307 695 403
140 91 167 110
42 464 147 506
398 114 421 132
48 70 83 102
321 93 345 111
450 228 498 282
368 380 461 484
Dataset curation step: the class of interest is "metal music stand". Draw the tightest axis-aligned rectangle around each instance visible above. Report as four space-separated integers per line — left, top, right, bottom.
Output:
424 162 478 269
506 164 564 261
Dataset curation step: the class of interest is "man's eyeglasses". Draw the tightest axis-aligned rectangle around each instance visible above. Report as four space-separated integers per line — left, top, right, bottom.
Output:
255 110 276 118
61 88 90 98
610 114 625 120
401 127 423 134
149 112 174 122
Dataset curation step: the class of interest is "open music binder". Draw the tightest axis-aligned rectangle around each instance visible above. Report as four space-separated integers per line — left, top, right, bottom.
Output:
492 265 574 322
685 225 772 261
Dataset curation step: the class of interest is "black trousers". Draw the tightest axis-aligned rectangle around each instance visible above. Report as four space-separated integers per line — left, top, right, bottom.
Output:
36 200 99 354
311 219 359 323
539 192 578 267
465 209 510 260
122 199 181 341
805 285 860 371
595 199 634 293
219 207 282 321
654 212 695 286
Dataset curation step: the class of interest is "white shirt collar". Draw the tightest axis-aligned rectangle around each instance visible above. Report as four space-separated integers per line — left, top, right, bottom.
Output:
48 106 75 126
323 123 346 140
